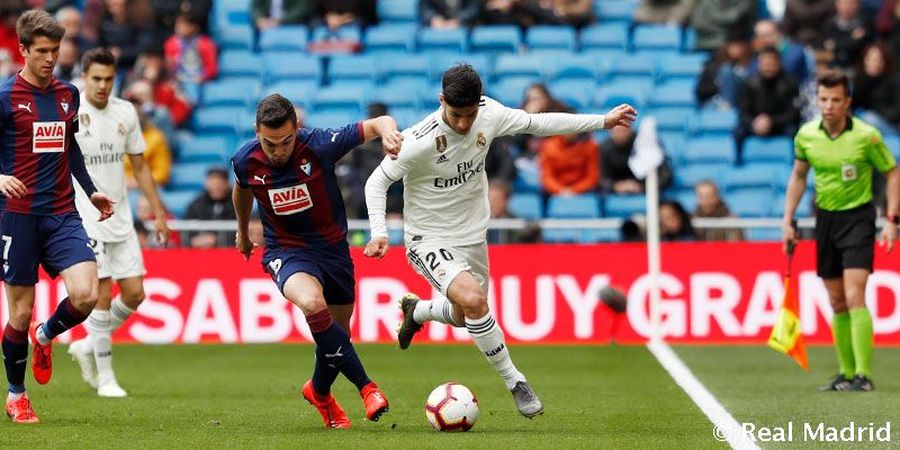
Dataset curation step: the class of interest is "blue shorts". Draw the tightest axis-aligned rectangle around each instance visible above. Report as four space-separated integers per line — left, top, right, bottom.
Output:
0 210 96 285
261 241 355 305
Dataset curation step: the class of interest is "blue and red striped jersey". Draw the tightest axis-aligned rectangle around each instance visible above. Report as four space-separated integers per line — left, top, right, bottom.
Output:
0 74 80 215
231 122 364 249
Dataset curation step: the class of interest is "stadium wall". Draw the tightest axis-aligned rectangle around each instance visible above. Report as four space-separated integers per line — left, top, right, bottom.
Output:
7 242 900 345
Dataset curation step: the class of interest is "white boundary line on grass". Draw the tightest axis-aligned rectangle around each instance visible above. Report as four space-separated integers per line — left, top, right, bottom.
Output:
647 339 761 450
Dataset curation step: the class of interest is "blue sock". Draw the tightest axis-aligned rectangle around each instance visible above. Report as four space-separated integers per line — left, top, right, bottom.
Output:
3 324 27 394
312 347 341 395
41 298 89 341
306 309 371 391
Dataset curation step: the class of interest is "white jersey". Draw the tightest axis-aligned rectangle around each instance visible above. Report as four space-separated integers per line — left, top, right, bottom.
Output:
73 93 145 242
373 96 607 246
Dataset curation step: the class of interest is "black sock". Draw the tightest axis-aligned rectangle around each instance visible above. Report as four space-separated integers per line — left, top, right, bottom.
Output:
2 324 28 393
306 309 371 391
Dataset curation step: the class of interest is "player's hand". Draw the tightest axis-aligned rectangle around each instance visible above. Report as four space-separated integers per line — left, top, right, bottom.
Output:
154 215 170 246
90 192 116 221
781 221 798 254
0 175 26 199
880 222 897 254
364 236 390 259
235 231 259 261
382 129 404 159
604 104 638 129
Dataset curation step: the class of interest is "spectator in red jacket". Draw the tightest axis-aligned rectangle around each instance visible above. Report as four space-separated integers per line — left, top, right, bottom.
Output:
164 11 217 104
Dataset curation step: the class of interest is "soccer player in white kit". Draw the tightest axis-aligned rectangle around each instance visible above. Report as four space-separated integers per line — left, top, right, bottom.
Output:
364 64 637 418
67 48 170 397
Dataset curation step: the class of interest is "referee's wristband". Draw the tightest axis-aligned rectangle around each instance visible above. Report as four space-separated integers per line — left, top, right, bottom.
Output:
888 215 899 225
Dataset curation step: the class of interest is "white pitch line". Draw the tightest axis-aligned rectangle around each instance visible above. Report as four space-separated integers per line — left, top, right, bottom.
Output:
647 339 761 450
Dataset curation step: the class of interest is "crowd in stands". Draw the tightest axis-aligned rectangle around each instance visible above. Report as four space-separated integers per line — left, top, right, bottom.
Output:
0 0 898 247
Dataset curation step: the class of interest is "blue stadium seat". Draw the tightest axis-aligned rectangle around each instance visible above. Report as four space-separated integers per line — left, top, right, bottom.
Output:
727 189 774 217
580 24 629 51
683 27 697 51
773 193 814 217
417 83 443 111
691 109 738 136
631 25 682 52
470 26 522 54
746 228 782 241
263 80 318 107
595 0 637 22
548 194 600 218
683 136 737 165
493 54 544 83
217 26 254 51
668 189 697 213
526 26 576 51
489 78 533 108
219 50 263 78
658 130 686 161
548 80 593 110
603 53 656 81
202 79 260 108
377 0 418 24
723 164 781 192
192 106 243 134
378 54 430 85
513 164 541 193
543 55 596 81
593 78 654 109
604 194 645 218
658 53 706 82
884 135 900 160
647 80 696 109
169 163 213 192
508 193 543 220
329 55 377 84
541 228 582 243
418 28 468 53
263 52 322 84
161 190 199 218
369 82 419 111
177 135 232 164
234 110 257 138
365 23 416 53
646 107 691 134
428 53 492 83
310 85 367 115
304 111 356 128
258 26 309 52
673 163 731 189
392 107 422 129
742 136 793 164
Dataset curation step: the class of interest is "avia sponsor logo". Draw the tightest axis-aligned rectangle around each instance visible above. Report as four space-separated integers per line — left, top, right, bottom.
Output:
433 159 484 189
268 183 313 215
32 121 66 153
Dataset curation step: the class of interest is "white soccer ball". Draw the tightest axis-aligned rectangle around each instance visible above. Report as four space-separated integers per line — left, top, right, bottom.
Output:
424 382 480 432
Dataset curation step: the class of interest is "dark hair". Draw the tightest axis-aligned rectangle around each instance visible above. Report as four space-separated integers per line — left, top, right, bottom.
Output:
368 102 388 118
81 47 116 72
522 82 570 113
817 69 850 96
176 11 202 26
206 166 229 179
859 42 893 75
17 9 65 47
660 200 694 240
758 46 780 60
256 94 297 129
442 63 482 108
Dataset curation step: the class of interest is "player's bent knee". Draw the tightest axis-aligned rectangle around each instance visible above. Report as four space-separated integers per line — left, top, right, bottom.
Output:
294 294 328 316
457 290 488 316
68 286 99 310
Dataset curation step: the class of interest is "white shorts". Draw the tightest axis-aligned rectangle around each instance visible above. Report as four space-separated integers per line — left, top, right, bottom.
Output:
406 240 489 296
89 232 146 280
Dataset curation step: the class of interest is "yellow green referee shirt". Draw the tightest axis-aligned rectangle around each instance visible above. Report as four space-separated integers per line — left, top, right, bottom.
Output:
795 117 896 212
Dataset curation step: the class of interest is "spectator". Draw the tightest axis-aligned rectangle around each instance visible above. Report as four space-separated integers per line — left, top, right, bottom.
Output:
486 137 517 186
519 83 570 158
123 97 172 188
520 0 594 28
125 78 177 148
135 194 181 247
692 180 743 241
151 0 212 46
98 0 155 70
53 38 82 85
539 109 600 196
737 46 800 148
690 0 758 51
0 3 24 78
634 0 696 25
252 0 313 30
164 11 218 104
854 43 900 133
753 19 808 83
821 0 874 71
132 50 192 126
783 0 835 46
696 35 755 109
660 200 695 241
798 47 836 121
600 126 673 194
484 0 525 25
184 167 237 248
419 0 481 29
313 0 376 30
55 6 97 52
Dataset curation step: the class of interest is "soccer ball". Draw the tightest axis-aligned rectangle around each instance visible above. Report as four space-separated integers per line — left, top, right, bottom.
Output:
424 382 480 432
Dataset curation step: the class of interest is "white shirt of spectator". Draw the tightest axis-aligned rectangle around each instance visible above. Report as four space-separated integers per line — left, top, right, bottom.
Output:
73 93 146 242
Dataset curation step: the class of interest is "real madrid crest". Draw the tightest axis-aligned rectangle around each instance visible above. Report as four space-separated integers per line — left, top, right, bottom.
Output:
117 122 126 135
435 134 447 153
476 132 486 150
79 113 91 135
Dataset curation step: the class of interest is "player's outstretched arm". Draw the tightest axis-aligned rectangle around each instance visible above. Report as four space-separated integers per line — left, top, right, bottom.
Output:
232 183 257 260
782 159 809 254
496 98 637 138
128 154 171 245
362 115 403 159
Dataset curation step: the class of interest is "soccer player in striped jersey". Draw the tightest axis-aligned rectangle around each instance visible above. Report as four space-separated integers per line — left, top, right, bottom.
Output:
0 10 115 423
66 48 171 398
231 94 403 428
364 64 637 418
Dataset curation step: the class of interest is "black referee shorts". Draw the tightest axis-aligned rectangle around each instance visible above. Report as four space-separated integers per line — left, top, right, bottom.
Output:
815 202 876 279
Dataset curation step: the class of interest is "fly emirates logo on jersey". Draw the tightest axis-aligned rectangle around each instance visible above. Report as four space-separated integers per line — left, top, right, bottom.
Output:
32 121 66 153
433 159 484 189
268 184 313 215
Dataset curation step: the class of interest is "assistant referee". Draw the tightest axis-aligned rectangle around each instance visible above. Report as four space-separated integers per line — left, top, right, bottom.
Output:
782 70 899 392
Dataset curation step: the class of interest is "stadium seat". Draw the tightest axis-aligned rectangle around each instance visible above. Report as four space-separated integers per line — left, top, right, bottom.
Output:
489 78 533 108
177 135 232 164
646 107 691 134
201 79 260 108
727 189 774 217
217 26 254 51
470 26 522 54
263 80 318 107
658 53 706 82
548 194 600 218
161 190 198 218
595 0 637 23
885 135 900 160
218 50 263 78
310 85 367 115
746 228 782 241
377 0 418 24
668 189 698 212
493 54 544 83
513 164 541 193
543 54 597 81
428 52 492 83
682 136 737 165
773 193 814 217
580 23 629 51
169 163 213 192
305 111 357 128
682 27 697 51
548 80 593 110
603 53 656 81
673 163 731 189
526 26 577 51
369 81 419 111
742 136 793 164
329 54 377 84
378 54 430 85
192 106 243 135
658 130 686 161
258 26 309 52
418 28 468 53
309 25 362 54
631 25 682 52
417 83 443 111
365 23 416 53
647 80 696 109
263 52 322 84
723 164 781 192
604 194 645 218
691 109 738 136
508 193 543 220
593 78 653 109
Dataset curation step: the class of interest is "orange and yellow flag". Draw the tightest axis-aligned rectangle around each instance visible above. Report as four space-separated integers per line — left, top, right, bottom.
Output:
768 276 809 370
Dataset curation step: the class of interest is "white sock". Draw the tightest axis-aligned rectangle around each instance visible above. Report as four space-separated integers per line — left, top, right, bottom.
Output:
465 312 525 390
7 392 23 401
109 300 136 331
35 326 51 346
87 310 115 386
413 296 462 326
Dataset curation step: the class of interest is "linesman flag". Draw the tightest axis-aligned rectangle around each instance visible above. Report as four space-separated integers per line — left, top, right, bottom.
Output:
767 241 809 370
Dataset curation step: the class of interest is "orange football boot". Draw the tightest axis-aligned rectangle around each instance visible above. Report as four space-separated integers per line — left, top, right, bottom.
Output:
6 393 39 423
302 380 351 429
360 382 389 422
28 323 52 385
